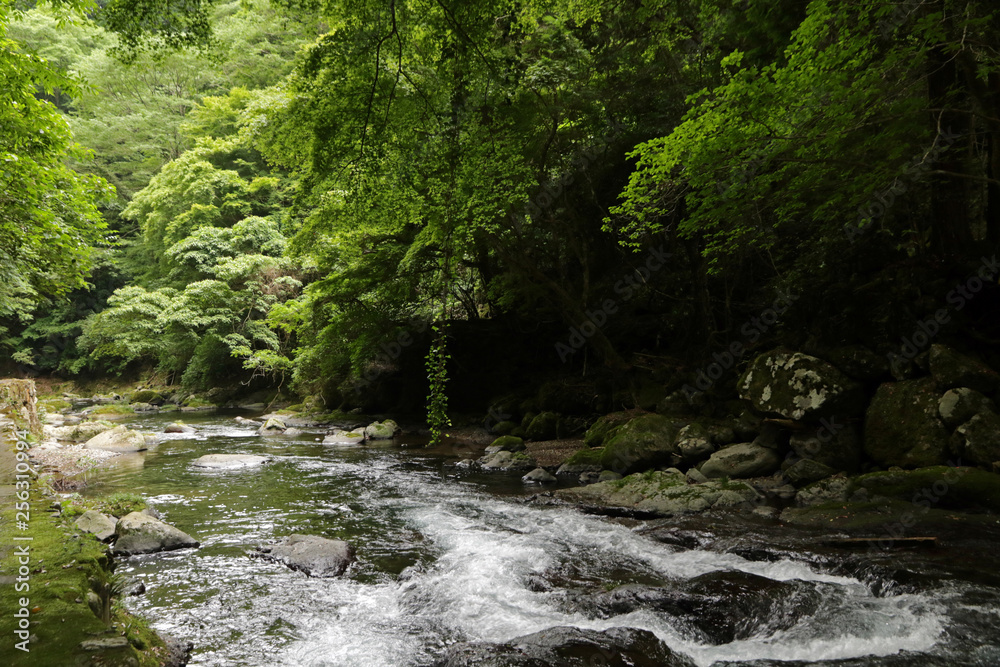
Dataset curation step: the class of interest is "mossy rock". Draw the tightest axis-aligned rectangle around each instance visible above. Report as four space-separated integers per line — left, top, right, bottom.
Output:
524 411 560 441
561 446 605 469
928 344 1000 393
864 378 950 468
851 466 1000 513
599 413 679 475
583 412 635 447
490 435 526 452
490 420 518 436
131 389 164 405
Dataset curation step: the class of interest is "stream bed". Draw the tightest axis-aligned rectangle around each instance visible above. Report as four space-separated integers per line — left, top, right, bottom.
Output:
81 412 1000 666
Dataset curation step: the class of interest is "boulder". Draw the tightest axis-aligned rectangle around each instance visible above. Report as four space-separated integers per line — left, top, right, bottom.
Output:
850 466 1000 512
599 413 679 475
556 447 604 475
783 459 837 487
113 512 199 555
479 450 536 471
191 454 268 469
490 420 518 436
524 411 560 441
789 421 861 471
132 402 157 413
739 349 865 420
701 443 781 479
164 422 196 434
864 378 950 467
75 510 117 542
490 435 526 452
928 344 1000 393
951 412 1000 467
258 417 286 434
583 412 635 447
323 429 366 445
675 423 715 463
435 626 694 667
51 420 114 443
132 389 164 405
522 467 557 484
793 475 851 507
256 534 355 577
555 470 760 517
84 425 148 453
365 421 396 440
938 388 996 428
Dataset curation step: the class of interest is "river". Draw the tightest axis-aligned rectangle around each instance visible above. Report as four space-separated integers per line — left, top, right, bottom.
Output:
81 411 1000 666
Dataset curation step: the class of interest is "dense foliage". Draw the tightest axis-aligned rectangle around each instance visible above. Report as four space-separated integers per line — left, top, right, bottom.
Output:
3 0 999 426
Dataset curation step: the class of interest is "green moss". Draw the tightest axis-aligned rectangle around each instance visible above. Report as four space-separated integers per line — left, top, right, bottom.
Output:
90 404 135 416
39 399 72 412
490 435 525 452
851 466 1000 512
564 447 605 467
583 412 635 447
0 478 164 665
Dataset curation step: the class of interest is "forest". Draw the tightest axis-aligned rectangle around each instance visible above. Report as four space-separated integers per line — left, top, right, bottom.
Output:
6 2 1000 666
3 0 1000 429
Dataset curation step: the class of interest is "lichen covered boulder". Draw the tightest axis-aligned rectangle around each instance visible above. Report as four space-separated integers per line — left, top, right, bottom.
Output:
739 349 865 420
938 388 996 428
864 379 950 467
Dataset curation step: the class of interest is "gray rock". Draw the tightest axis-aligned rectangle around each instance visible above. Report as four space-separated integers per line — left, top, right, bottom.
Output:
191 454 268 469
84 425 148 453
794 475 851 507
113 512 199 555
938 388 996 428
164 422 196 434
282 427 305 437
131 402 157 413
258 417 286 434
929 344 1000 393
686 467 709 484
80 636 130 651
50 420 114 443
257 534 355 577
324 429 366 444
783 459 837 487
75 510 117 542
522 467 557 483
739 349 865 420
701 443 781 479
479 450 535 471
865 378 950 467
597 470 623 482
951 412 1000 467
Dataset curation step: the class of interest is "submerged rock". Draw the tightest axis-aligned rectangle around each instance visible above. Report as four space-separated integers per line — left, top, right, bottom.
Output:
164 422 197 434
113 512 199 555
75 510 117 542
84 425 148 452
256 534 355 577
191 454 268 469
435 626 694 667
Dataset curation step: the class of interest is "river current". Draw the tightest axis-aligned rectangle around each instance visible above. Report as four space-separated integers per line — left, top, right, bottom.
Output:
81 412 1000 666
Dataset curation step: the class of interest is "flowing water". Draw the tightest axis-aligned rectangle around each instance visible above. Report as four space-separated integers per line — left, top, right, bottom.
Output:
80 412 1000 666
